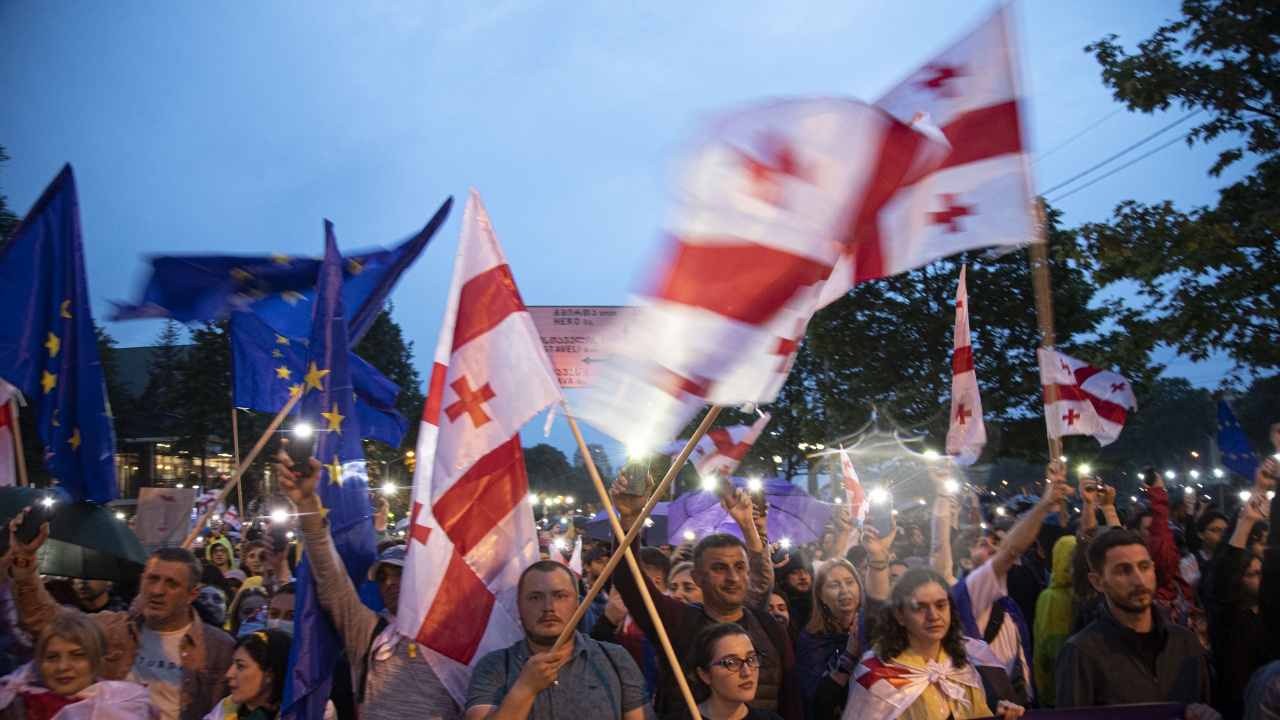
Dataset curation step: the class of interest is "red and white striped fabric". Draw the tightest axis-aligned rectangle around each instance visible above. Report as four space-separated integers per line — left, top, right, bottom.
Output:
580 98 950 446
221 504 241 530
945 266 986 465
838 446 868 555
842 654 985 720
1039 348 1137 447
197 489 220 517
659 412 772 478
398 189 562 704
0 380 17 488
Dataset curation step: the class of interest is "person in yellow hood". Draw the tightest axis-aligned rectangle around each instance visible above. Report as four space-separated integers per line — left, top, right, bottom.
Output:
1033 535 1077 707
206 537 238 576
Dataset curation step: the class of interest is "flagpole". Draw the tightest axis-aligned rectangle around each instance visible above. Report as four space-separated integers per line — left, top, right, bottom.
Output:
232 405 244 524
552 406 723 653
8 400 28 488
1028 199 1063 461
183 393 299 548
559 401 701 719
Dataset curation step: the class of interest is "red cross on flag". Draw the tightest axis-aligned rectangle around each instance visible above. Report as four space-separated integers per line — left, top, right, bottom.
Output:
579 98 951 447
398 189 562 704
221 503 241 531
1039 348 1138 446
820 5 1035 304
945 265 985 465
658 412 772 478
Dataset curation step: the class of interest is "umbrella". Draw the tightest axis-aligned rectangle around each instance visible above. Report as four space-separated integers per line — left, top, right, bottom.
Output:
0 487 148 581
586 503 669 546
668 477 831 546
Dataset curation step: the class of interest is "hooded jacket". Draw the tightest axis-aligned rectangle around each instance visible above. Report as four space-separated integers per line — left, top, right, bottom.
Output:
1032 535 1076 707
205 538 238 574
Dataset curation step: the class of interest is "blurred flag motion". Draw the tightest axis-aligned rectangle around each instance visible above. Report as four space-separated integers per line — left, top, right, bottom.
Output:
659 412 772 478
0 165 118 503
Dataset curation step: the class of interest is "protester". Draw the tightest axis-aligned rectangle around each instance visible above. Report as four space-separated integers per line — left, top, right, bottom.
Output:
0 614 158 719
227 588 269 638
772 551 812 642
206 539 237 577
203 629 290 720
1143 473 1202 637
578 546 612 631
71 579 127 615
667 563 703 605
465 561 652 720
5 507 232 720
766 592 789 627
241 543 266 579
1031 535 1076 707
277 453 459 720
844 568 1020 720
1182 511 1229 591
610 474 801 719
1054 529 1217 717
665 623 780 720
264 584 295 637
796 558 877 720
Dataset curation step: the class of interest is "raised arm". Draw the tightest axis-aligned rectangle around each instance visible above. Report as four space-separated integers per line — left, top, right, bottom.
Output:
6 508 75 636
990 462 1070 579
863 522 898 601
610 474 690 643
928 465 959 585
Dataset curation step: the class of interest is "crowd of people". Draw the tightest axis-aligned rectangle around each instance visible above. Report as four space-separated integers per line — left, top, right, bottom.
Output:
0 432 1272 720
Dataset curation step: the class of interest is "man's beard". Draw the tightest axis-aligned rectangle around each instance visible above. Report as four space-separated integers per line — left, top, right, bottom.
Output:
1107 586 1153 614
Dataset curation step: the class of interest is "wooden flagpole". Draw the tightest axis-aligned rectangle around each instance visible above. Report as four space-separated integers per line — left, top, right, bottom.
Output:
232 406 244 524
183 393 299 548
551 406 723 653
1028 198 1063 461
8 400 28 488
560 401 701 719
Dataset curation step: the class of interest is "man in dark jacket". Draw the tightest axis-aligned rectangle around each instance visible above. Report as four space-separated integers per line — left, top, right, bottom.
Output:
1055 528 1219 720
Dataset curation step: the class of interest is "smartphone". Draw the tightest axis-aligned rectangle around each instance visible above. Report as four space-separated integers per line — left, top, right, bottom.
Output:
15 501 58 545
869 491 894 537
747 480 768 516
623 455 649 496
287 423 316 477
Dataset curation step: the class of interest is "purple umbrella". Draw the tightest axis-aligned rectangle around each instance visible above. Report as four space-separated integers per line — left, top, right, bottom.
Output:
668 477 831 545
586 502 669 545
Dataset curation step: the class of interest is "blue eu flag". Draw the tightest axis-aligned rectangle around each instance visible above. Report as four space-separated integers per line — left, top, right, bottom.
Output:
229 311 409 446
112 198 451 345
0 166 118 504
283 230 378 720
1218 400 1260 481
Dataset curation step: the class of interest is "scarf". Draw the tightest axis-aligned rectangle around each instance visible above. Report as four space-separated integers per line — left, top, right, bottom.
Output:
842 651 984 720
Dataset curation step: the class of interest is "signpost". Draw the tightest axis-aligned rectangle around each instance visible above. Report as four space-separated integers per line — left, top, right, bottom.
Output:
527 306 642 388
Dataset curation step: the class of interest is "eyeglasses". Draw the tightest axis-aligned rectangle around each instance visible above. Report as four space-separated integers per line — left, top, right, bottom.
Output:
709 655 763 672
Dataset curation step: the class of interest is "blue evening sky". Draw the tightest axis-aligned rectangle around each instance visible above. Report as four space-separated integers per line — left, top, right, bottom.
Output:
0 1 1245 462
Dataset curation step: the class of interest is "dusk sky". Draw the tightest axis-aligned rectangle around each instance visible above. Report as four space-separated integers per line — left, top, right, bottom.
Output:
0 1 1246 462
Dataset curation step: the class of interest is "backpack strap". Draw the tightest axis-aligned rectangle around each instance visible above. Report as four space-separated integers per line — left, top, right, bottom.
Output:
983 600 1005 644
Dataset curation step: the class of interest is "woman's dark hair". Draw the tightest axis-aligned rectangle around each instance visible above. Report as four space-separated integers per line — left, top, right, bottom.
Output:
684 623 753 703
872 568 968 667
228 587 270 636
233 629 292 707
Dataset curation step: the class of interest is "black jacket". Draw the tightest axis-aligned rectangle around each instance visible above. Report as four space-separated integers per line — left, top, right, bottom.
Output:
1054 601 1209 707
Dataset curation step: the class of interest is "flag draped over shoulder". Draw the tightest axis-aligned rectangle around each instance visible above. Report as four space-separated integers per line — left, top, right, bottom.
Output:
112 199 451 345
282 232 378 720
1217 400 1260 480
946 265 985 465
580 98 951 447
1039 348 1137 447
0 165 118 504
659 412 772 478
398 190 561 704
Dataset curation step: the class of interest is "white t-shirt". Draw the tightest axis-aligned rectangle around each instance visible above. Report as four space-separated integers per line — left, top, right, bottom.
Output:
127 624 188 720
962 562 1031 695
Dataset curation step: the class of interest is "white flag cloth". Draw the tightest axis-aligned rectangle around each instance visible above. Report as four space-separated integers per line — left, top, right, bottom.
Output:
838 447 868 555
580 98 951 447
196 489 219 517
1038 348 1137 446
398 189 563 704
659 412 772 478
842 651 985 720
945 266 986 465
567 536 583 577
221 504 241 531
0 379 17 489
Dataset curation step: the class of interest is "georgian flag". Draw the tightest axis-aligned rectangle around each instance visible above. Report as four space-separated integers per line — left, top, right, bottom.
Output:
0 379 18 488
222 504 241 531
1039 348 1137 446
838 446 868 554
397 190 562 704
659 412 772 478
842 652 986 720
945 265 985 465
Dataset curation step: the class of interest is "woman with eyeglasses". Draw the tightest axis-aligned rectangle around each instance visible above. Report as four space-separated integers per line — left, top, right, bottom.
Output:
665 623 781 720
843 569 1022 720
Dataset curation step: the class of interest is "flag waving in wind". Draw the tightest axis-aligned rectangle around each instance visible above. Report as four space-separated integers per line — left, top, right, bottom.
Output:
946 265 985 465
0 165 118 504
1218 400 1260 481
1039 348 1137 447
282 231 378 720
659 412 772 478
399 190 562 704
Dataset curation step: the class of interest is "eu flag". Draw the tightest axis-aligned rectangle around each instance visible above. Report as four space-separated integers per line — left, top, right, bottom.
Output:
283 228 378 720
0 166 118 504
229 311 409 446
111 198 451 345
1218 400 1260 481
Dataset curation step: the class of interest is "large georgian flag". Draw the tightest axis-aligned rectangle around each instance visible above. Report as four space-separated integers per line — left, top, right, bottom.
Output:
1039 348 1137 446
945 265 986 465
822 6 1034 305
398 190 562 704
580 98 952 447
659 412 772 478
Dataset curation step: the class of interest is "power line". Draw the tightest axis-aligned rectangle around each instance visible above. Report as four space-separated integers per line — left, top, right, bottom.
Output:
1040 110 1201 197
1031 107 1124 165
1047 130 1195 203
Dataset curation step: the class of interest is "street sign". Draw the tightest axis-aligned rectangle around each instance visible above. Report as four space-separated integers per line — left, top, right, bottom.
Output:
527 306 642 388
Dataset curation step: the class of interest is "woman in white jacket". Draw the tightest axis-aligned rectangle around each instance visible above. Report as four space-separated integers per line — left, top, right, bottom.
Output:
0 614 157 720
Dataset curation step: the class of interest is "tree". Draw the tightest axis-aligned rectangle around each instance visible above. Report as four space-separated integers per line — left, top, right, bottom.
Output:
169 323 233 478
140 320 185 412
1094 377 1216 481
524 444 577 494
352 305 424 477
1074 0 1280 379
0 145 20 243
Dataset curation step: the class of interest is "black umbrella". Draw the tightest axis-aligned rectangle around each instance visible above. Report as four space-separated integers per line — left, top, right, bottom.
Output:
0 487 148 581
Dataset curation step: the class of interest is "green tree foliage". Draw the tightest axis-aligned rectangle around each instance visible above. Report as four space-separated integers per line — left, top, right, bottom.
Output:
0 145 20 243
1232 372 1280 455
352 305 424 477
1075 0 1280 378
169 323 233 475
1093 377 1215 484
141 320 184 412
524 444 577 495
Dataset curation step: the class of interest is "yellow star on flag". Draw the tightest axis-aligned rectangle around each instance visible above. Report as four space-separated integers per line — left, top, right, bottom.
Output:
50 410 59 427
315 494 331 519
41 371 57 394
275 335 290 346
271 349 283 358
321 403 345 435
288 383 303 398
275 366 292 380
346 258 364 275
60 301 72 319
272 254 293 266
230 268 252 281
325 456 345 486
45 332 60 358
68 428 81 452
280 290 307 306
303 363 329 393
